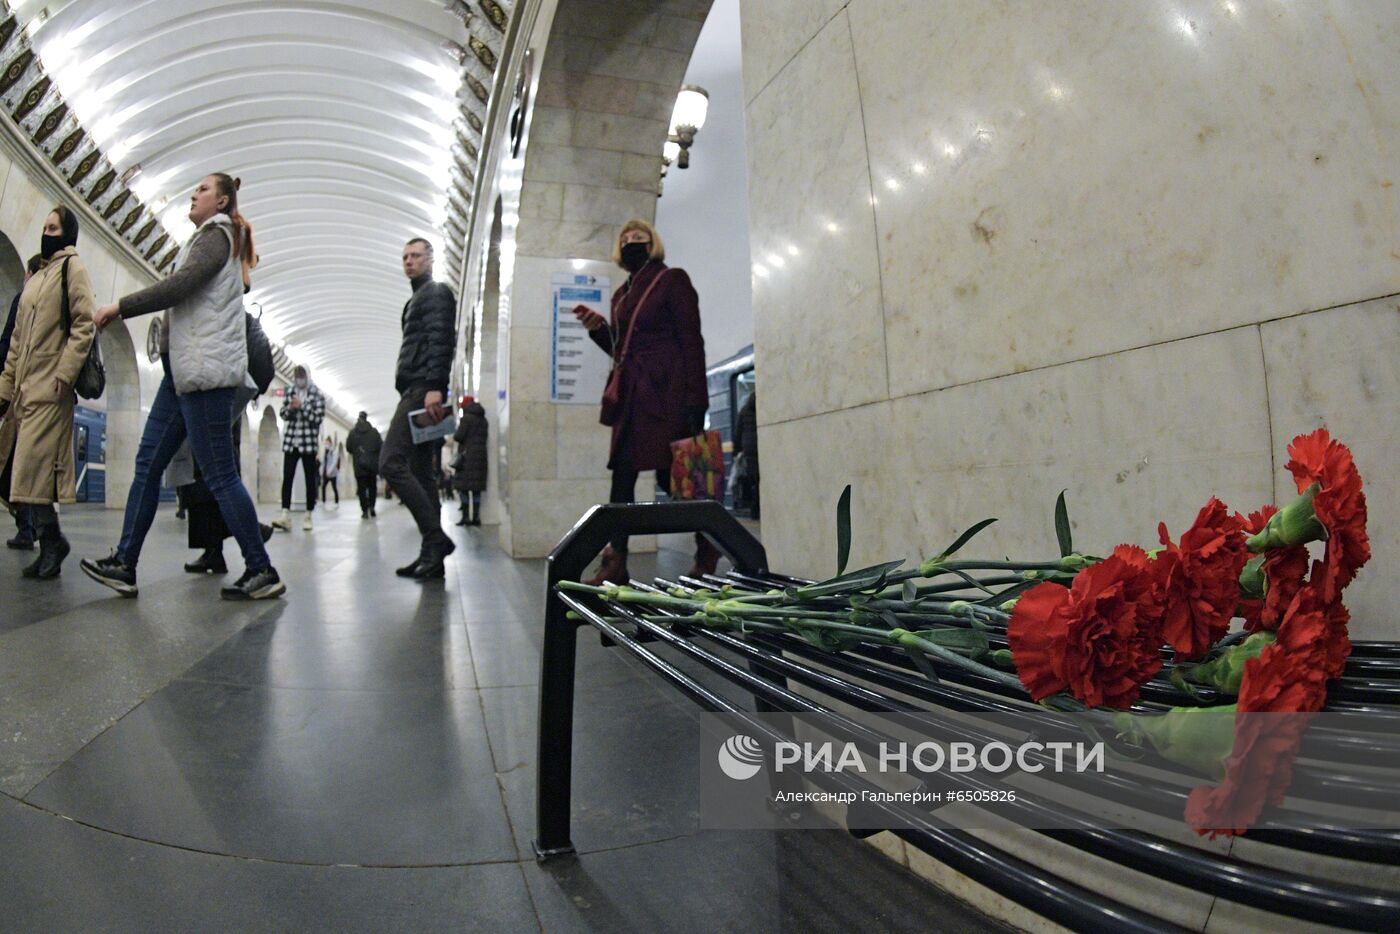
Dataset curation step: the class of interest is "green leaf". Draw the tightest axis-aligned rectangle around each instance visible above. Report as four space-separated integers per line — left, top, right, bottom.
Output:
938 517 998 562
792 560 907 601
903 645 942 683
990 648 1016 669
944 567 996 595
835 484 853 575
797 626 864 652
879 609 902 630
901 580 917 604
976 579 1042 606
1054 490 1073 558
912 628 989 657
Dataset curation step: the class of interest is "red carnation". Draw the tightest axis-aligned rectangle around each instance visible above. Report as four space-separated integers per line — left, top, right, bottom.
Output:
1239 546 1310 633
1156 498 1250 660
1183 646 1321 838
1283 429 1370 603
1007 548 1164 709
1237 505 1309 632
1242 506 1277 534
1272 578 1351 681
1184 704 1315 838
1184 582 1346 838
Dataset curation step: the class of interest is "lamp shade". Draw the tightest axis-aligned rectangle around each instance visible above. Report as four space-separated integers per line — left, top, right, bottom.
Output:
669 85 709 133
663 139 681 163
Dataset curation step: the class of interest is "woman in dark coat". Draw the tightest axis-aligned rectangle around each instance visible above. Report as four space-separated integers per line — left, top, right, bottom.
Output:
451 396 488 525
573 218 715 584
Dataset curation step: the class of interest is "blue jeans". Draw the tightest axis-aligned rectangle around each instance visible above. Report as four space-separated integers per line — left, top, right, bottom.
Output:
117 361 270 571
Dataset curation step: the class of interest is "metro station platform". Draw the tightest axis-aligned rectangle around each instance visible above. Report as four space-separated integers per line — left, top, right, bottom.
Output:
0 502 1002 932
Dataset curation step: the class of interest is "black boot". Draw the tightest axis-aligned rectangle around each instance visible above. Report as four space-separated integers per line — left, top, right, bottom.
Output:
23 508 69 580
23 536 68 579
687 533 722 579
410 531 456 581
185 548 228 574
584 545 630 586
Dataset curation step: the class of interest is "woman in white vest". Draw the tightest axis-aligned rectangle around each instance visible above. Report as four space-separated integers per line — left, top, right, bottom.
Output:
82 173 285 601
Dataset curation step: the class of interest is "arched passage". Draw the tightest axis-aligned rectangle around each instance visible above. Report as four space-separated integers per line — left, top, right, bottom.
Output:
0 230 25 301
487 0 716 557
477 195 503 527
100 318 142 508
257 406 281 505
239 403 257 490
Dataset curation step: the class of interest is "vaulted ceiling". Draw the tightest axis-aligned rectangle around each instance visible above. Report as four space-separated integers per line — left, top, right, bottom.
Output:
3 0 510 423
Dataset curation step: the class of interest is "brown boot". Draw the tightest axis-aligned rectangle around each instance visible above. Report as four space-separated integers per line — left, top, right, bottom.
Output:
584 545 630 586
687 533 722 579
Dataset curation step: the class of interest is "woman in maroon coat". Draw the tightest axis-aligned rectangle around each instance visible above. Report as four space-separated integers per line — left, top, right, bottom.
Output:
574 219 718 584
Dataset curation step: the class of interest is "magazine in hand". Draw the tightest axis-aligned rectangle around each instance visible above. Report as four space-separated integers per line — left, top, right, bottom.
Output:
408 408 457 445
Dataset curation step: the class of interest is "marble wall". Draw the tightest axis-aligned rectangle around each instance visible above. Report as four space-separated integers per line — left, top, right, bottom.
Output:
742 0 1400 639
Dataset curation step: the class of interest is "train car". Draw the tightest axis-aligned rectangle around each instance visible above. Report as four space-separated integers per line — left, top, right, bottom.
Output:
70 406 180 505
703 345 755 514
72 405 106 504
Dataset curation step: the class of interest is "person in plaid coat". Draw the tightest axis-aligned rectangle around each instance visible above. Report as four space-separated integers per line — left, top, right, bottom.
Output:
271 364 325 532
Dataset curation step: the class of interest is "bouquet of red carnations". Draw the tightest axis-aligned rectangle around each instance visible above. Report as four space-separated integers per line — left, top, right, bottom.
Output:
565 428 1369 836
1008 428 1367 836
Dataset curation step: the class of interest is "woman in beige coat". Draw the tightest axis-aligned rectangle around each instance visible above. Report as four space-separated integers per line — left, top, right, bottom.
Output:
0 206 96 579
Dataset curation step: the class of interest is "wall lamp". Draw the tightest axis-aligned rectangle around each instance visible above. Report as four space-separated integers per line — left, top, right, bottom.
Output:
667 84 709 169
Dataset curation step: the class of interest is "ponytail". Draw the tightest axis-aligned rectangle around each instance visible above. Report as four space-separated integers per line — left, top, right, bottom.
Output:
211 172 258 289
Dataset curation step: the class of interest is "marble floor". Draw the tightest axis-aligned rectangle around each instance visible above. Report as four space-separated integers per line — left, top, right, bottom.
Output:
0 500 1006 933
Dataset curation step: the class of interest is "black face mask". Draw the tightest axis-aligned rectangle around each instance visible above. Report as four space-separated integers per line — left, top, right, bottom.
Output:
620 241 651 273
40 234 64 260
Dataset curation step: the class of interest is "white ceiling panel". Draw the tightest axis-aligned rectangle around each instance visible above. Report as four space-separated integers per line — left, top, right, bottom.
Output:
17 0 480 422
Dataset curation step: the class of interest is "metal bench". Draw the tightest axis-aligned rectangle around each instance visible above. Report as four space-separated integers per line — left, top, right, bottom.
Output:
534 502 1400 933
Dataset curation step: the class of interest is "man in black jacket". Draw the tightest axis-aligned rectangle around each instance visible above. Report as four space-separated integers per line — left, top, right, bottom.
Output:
381 237 457 579
345 411 383 519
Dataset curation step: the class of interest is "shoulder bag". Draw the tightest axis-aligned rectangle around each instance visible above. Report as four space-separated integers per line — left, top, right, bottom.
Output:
245 310 275 394
599 269 669 427
59 258 105 400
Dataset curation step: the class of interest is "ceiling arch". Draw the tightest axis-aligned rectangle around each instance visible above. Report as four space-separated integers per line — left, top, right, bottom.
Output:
8 0 509 424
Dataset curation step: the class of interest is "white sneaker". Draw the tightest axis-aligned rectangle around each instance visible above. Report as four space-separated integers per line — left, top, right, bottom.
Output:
270 509 291 531
302 512 313 531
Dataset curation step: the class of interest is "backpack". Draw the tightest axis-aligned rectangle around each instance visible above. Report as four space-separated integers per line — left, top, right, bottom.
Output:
245 311 274 394
58 258 105 400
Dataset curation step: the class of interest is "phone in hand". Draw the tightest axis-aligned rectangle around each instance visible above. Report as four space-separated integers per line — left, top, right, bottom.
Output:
572 304 604 330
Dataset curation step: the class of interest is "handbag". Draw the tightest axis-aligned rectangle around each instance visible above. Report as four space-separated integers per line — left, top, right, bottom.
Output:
245 311 275 394
669 430 725 501
599 269 670 427
59 258 105 400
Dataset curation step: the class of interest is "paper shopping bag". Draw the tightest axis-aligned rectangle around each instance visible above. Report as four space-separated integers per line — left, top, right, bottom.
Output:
669 431 725 501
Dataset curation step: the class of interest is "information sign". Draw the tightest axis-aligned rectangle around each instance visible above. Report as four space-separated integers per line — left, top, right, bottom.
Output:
550 272 611 404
